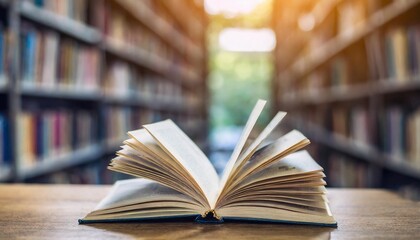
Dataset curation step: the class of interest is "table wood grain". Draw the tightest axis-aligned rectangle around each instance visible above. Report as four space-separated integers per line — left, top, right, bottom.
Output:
0 184 419 239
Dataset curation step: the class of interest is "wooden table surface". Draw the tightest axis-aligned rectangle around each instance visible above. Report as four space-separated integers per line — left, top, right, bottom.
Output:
0 185 419 239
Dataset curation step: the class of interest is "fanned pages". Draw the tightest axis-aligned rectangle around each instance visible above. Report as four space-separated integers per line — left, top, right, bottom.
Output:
80 100 337 227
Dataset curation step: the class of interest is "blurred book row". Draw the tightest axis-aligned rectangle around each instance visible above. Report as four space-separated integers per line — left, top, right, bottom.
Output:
273 0 420 196
0 0 208 183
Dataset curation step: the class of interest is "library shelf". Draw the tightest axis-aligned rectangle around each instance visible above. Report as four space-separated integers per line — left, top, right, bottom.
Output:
375 77 420 95
19 1 102 44
180 122 205 139
104 38 199 89
103 95 187 113
288 118 420 180
0 82 8 94
281 84 372 109
103 38 170 76
103 95 152 108
280 76 420 109
16 144 103 181
278 0 420 81
0 0 8 7
111 0 202 62
160 0 204 40
20 86 102 101
0 166 12 182
104 141 122 155
0 0 208 183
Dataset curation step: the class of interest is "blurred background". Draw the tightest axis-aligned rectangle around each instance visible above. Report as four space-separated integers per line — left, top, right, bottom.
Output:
0 0 419 199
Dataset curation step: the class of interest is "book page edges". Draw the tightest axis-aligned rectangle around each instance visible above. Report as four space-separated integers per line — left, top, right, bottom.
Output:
79 214 337 227
217 100 266 205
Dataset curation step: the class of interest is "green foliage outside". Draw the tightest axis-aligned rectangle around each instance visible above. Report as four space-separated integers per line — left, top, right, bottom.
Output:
209 51 273 128
207 0 274 129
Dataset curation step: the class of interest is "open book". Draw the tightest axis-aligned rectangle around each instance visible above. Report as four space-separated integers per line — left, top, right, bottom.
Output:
79 100 337 227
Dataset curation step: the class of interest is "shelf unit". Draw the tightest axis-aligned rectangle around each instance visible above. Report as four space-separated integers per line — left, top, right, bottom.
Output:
0 0 208 183
272 0 420 188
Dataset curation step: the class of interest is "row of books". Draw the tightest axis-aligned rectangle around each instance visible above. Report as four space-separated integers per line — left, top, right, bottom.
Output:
331 106 371 147
104 59 183 101
17 110 97 170
0 114 11 168
279 1 420 98
103 106 201 147
367 23 420 82
20 24 100 91
384 24 419 81
46 164 103 184
104 107 160 146
306 0 393 54
35 162 133 184
103 3 175 62
0 24 9 86
328 153 378 188
27 0 89 23
284 48 370 96
285 20 420 96
380 106 420 166
300 104 420 167
154 0 203 43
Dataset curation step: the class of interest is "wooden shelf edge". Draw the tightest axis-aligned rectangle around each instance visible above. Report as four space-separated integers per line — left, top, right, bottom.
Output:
16 144 103 180
0 0 9 7
280 76 420 109
0 166 12 182
20 86 102 101
287 118 420 180
111 0 202 61
104 38 200 89
104 95 187 112
19 1 102 44
104 140 125 155
103 38 172 77
0 75 9 92
278 0 420 81
160 0 204 42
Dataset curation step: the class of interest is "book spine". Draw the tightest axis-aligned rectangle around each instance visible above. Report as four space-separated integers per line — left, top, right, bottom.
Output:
20 24 99 92
17 109 97 169
30 0 88 23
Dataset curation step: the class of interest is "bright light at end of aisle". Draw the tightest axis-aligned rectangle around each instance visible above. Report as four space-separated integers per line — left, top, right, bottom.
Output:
204 0 265 17
219 28 276 52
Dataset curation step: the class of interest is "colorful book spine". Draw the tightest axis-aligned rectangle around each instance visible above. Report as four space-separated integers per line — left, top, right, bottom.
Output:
104 60 135 98
328 154 376 188
330 106 371 147
104 59 183 102
20 25 100 91
0 114 11 168
104 107 161 146
29 0 88 23
379 106 420 167
385 25 420 81
0 24 8 84
17 110 97 169
102 2 174 61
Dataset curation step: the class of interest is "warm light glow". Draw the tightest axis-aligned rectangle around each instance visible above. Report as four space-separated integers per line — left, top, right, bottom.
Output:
298 13 316 32
219 28 276 52
204 0 265 17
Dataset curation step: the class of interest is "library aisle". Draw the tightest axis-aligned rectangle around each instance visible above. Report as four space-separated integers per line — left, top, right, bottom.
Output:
0 0 419 199
0 1 420 239
0 0 208 183
273 0 420 200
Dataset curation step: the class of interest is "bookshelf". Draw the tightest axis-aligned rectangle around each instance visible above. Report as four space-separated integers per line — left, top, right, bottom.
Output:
273 0 420 189
0 0 208 183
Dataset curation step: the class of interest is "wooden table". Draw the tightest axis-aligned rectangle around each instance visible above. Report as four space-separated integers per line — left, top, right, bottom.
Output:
0 185 419 239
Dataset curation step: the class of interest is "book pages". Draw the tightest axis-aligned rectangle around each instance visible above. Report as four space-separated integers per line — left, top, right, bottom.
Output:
143 119 219 209
217 100 266 206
